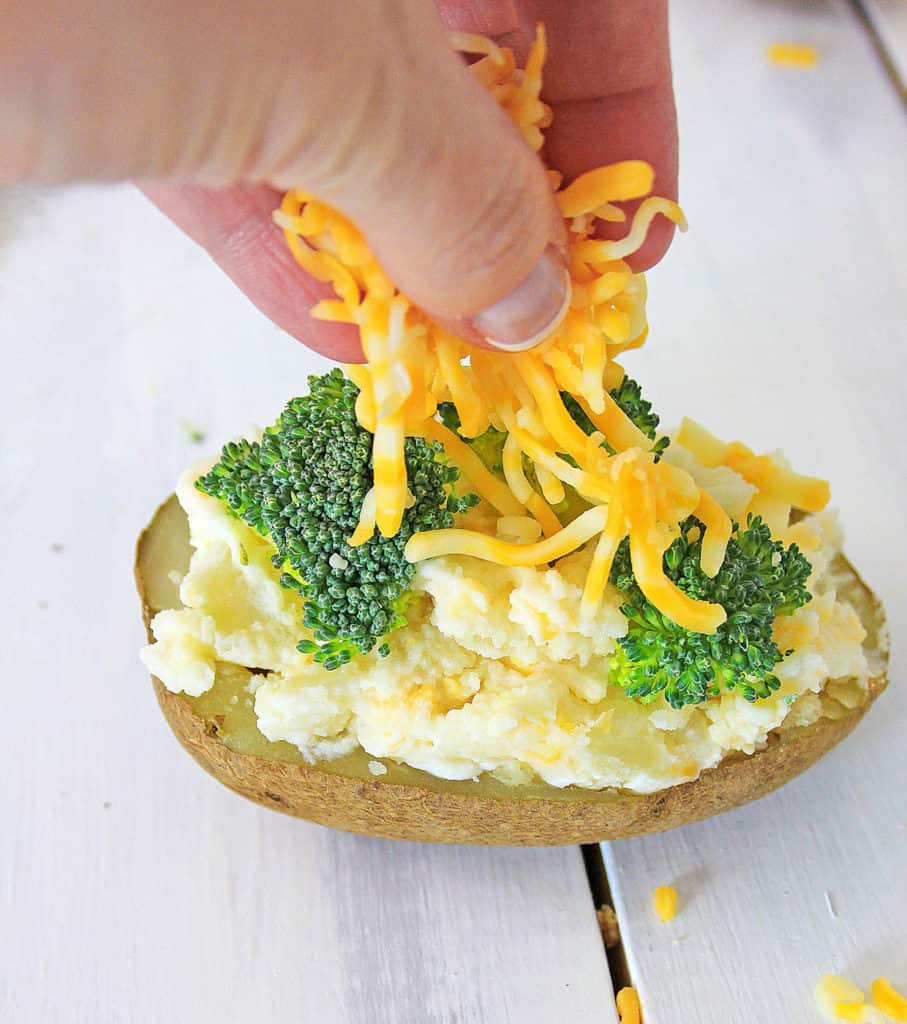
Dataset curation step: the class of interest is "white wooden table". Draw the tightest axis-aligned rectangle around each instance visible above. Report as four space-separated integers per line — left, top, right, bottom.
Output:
2 1 904 1021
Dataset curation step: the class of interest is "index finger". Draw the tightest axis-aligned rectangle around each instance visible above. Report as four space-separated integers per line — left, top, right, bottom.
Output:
438 0 678 270
522 0 677 270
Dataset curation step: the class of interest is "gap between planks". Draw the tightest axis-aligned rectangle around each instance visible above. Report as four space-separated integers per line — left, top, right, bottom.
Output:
581 844 634 995
583 5 902 1011
849 0 907 104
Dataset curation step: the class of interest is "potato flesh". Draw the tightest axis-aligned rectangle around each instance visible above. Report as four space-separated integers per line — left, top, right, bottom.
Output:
138 495 892 823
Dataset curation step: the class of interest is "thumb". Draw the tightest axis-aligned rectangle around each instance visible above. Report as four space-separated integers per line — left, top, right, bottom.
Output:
273 3 568 351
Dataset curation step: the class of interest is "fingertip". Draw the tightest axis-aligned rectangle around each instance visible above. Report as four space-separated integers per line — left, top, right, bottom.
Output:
282 317 367 364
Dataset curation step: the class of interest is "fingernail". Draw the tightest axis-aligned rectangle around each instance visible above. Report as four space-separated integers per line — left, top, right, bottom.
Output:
469 244 570 351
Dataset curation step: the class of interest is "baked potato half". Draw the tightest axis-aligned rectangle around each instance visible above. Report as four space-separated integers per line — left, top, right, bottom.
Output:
136 496 888 845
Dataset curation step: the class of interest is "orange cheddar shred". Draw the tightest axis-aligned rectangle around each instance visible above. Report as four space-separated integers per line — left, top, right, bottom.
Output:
616 986 642 1024
872 977 907 1022
276 23 828 643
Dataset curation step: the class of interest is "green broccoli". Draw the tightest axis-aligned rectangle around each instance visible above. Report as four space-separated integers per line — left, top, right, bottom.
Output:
561 376 669 459
608 516 813 709
437 402 507 474
607 375 666 450
439 372 667 476
197 369 476 670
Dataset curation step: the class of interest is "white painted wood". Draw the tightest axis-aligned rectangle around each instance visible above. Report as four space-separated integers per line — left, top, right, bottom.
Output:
0 185 615 1023
861 0 907 84
3 0 903 1018
602 1 907 1021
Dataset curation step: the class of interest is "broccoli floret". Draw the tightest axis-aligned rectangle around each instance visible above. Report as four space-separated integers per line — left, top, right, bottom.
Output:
562 376 669 458
197 369 477 670
608 515 813 709
441 374 666 465
437 374 665 520
438 402 507 474
608 375 664 446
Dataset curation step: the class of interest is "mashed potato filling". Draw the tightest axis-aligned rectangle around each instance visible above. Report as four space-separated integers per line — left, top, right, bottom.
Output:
141 452 872 794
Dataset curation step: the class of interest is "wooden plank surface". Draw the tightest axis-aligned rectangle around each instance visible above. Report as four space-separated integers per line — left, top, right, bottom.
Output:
2 0 904 1020
602 1 907 1021
0 184 615 1023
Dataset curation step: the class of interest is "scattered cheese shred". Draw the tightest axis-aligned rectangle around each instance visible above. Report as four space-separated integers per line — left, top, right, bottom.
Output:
816 976 866 1021
616 986 642 1024
767 42 819 67
835 1002 870 1023
814 974 898 1023
677 418 830 512
872 977 907 1022
652 885 678 922
405 505 609 566
276 24 829 642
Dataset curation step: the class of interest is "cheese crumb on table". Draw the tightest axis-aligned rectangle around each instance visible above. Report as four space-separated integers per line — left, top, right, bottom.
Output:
815 973 907 1022
872 978 907 1022
767 43 819 67
652 885 678 922
816 975 865 1020
834 1003 870 1023
616 986 642 1024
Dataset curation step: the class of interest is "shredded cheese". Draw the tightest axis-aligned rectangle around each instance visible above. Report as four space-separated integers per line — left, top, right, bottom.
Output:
405 505 609 566
817 976 867 1021
835 1003 870 1023
814 975 894 1023
814 970 888 1019
276 24 829 641
652 885 678 922
677 418 830 512
872 978 907 1022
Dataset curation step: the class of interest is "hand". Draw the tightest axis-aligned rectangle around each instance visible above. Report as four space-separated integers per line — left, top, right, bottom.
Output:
2 0 675 360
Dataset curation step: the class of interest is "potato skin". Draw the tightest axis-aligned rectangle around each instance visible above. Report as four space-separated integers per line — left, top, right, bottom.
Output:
137 496 888 846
